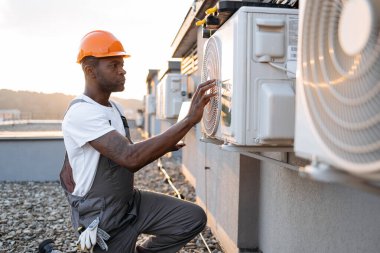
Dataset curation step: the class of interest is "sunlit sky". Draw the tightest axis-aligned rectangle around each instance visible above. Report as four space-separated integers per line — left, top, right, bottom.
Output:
0 0 194 100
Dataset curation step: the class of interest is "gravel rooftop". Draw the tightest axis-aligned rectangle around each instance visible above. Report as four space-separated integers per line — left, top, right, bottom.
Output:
0 125 225 253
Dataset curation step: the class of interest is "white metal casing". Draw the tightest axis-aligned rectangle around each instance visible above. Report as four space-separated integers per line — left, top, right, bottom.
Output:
157 73 187 119
145 94 156 115
201 6 299 146
156 82 163 119
294 0 322 166
294 0 380 178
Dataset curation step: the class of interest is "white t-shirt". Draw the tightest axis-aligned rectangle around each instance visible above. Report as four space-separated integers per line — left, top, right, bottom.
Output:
62 94 126 197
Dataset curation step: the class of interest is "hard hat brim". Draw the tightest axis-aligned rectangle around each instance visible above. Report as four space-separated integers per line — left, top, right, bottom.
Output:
77 52 130 64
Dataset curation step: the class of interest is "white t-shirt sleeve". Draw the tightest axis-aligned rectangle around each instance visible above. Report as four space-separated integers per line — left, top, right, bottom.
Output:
64 103 115 147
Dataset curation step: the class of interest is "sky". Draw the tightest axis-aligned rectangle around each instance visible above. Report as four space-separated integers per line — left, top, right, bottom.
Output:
0 0 194 100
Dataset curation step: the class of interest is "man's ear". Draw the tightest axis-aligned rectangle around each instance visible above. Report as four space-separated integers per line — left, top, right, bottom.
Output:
83 64 96 79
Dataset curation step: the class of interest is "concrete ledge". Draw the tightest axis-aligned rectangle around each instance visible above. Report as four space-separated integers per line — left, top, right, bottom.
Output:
0 131 62 140
0 137 65 181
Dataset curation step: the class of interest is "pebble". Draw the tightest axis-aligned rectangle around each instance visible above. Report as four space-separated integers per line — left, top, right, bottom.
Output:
0 128 225 253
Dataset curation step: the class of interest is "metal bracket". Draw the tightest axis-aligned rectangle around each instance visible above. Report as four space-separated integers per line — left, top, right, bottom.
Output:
299 161 380 196
299 162 351 183
201 137 380 196
199 137 224 145
240 151 299 172
221 143 293 152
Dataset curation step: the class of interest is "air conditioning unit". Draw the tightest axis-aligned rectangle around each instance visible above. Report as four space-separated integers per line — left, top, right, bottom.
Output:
156 82 164 119
145 94 156 115
201 6 298 146
295 0 380 179
157 73 187 119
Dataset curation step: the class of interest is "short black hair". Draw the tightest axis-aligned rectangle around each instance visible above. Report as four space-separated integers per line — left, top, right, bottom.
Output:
81 56 100 70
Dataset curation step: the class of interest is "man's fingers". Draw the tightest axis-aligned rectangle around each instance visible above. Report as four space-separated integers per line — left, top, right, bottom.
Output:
197 81 216 97
202 92 217 106
200 79 216 90
199 79 216 88
193 79 216 98
204 92 217 99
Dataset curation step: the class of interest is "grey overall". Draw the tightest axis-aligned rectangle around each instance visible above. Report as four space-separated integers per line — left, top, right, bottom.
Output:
60 99 207 253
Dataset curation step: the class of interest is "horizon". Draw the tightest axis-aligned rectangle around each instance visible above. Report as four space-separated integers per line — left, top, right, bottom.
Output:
0 88 144 102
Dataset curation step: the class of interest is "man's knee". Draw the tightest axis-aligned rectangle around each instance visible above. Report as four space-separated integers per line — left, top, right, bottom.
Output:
189 204 207 233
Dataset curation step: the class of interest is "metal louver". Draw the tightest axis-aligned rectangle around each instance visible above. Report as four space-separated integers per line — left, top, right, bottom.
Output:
300 0 380 174
201 37 222 137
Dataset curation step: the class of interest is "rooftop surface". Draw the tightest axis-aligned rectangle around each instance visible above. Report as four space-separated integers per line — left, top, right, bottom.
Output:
0 127 225 252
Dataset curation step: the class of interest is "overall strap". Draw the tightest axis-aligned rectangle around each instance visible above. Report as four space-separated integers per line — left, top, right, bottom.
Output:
64 98 88 116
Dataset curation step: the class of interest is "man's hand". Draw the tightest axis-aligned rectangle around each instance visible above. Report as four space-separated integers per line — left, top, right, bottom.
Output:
186 79 217 125
168 141 186 152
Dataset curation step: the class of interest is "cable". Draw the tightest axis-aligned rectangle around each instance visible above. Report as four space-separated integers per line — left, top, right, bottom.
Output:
199 233 211 253
157 158 212 253
257 55 296 75
159 162 183 198
268 62 296 75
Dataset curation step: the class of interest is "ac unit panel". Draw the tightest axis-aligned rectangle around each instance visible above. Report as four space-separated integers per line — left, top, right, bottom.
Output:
294 0 380 176
159 73 187 119
295 82 328 160
259 82 295 142
155 82 164 119
145 94 156 115
294 72 372 172
202 6 298 146
255 18 286 58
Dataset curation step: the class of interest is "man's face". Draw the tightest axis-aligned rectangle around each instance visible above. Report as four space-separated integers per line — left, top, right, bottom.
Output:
94 56 126 93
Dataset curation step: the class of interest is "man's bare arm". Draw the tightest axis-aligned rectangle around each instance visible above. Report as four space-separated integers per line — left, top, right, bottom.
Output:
89 79 216 173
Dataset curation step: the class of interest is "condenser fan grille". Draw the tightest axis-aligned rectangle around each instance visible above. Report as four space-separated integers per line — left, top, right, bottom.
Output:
301 0 380 170
202 37 221 137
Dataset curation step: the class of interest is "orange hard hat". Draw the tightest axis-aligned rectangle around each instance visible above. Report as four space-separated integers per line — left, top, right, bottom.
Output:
76 30 130 63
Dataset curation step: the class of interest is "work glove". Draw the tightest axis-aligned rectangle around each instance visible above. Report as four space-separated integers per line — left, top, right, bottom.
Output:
77 217 110 252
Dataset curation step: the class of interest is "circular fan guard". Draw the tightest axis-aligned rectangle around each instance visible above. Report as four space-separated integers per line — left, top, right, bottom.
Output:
301 0 380 173
201 37 222 137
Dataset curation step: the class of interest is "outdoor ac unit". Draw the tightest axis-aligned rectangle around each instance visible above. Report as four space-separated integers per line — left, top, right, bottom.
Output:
201 6 298 146
145 94 156 115
158 73 187 119
156 82 164 119
295 0 380 179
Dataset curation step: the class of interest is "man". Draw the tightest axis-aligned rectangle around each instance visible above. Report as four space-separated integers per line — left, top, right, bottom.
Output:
60 30 216 253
